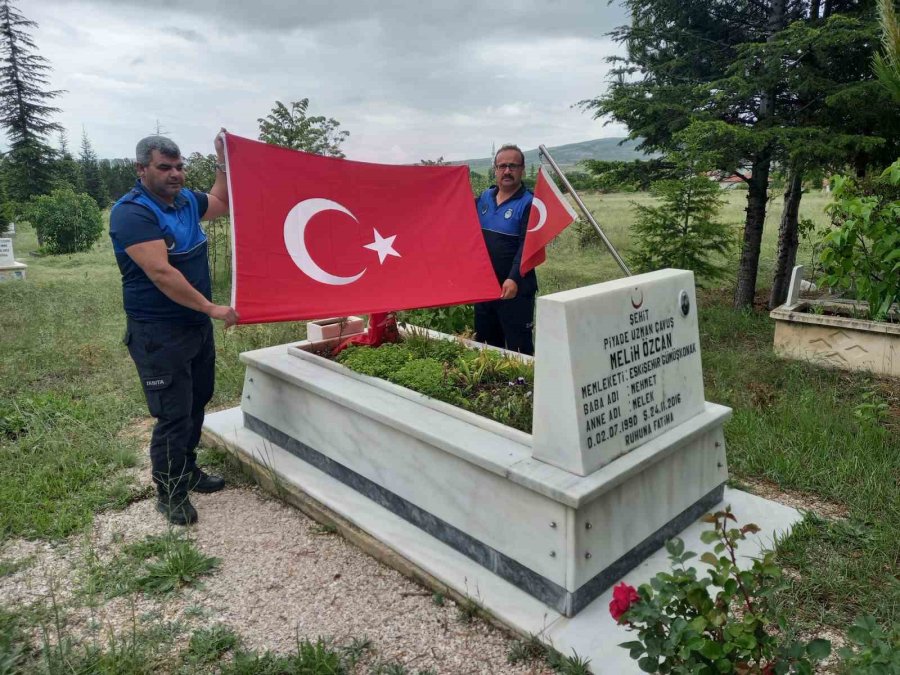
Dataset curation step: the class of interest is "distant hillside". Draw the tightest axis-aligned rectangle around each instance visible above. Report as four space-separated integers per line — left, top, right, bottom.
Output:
454 137 650 174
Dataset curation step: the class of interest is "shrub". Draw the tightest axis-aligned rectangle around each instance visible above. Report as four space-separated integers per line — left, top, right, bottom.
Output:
818 160 900 320
615 506 831 674
629 177 736 285
398 304 474 334
22 186 103 254
836 615 900 674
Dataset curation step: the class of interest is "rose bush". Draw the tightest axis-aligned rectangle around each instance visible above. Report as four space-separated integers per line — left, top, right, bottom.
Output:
612 506 831 674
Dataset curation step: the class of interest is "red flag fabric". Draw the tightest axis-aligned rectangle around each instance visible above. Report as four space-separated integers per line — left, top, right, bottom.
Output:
224 134 500 324
519 167 578 276
332 312 401 356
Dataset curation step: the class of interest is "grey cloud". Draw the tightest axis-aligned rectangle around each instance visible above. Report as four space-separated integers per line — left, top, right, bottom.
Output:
166 27 206 43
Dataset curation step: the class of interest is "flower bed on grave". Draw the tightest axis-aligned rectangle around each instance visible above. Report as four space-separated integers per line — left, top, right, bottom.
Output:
333 330 534 433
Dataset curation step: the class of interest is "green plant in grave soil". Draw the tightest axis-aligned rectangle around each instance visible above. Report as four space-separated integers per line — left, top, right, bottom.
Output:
818 159 900 321
335 336 535 432
614 506 832 674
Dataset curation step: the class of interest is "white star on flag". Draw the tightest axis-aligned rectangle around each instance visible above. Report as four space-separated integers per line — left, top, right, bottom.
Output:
363 227 400 264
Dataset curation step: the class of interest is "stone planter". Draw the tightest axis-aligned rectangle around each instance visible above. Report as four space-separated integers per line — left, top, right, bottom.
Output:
771 303 899 377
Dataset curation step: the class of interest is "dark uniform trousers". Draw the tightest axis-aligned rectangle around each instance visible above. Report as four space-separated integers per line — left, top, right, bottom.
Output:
124 317 215 495
474 294 535 355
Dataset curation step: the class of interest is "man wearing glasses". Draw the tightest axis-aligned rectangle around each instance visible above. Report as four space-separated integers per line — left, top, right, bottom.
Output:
109 131 236 526
473 144 536 355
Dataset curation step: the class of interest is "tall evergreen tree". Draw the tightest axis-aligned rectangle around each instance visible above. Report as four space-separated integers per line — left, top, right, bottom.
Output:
98 158 135 203
52 129 79 189
78 128 107 208
0 0 62 205
583 0 895 307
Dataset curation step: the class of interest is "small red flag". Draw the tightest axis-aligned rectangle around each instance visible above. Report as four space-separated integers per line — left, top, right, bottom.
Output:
224 134 501 324
519 167 578 276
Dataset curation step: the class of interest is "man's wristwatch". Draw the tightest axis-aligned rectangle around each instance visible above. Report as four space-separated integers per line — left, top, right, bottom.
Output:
215 162 227 173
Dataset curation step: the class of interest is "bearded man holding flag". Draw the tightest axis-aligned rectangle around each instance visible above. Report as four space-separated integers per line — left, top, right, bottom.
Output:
473 144 537 355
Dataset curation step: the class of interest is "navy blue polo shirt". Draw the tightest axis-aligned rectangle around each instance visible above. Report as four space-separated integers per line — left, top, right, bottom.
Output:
109 180 211 324
475 184 537 295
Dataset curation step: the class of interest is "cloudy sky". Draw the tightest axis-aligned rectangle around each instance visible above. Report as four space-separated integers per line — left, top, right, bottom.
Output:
27 0 629 163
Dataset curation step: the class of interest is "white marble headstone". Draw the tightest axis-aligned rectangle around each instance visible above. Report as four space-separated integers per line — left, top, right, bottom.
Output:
0 238 14 267
532 269 706 476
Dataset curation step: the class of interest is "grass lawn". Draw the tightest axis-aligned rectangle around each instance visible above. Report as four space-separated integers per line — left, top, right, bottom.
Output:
0 188 896 669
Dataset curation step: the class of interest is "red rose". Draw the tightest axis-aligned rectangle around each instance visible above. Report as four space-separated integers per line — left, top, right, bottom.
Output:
609 582 640 622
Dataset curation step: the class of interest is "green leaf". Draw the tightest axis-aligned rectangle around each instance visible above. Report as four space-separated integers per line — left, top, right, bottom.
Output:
638 656 659 673
666 538 685 557
700 552 718 566
700 531 719 544
700 640 723 659
848 625 872 644
806 638 831 660
689 616 709 632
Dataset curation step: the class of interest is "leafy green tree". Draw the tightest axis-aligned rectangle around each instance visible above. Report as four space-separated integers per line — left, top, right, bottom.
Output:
0 0 62 206
819 161 900 320
183 152 217 192
22 186 102 254
469 169 489 196
258 98 348 157
78 129 107 208
629 175 735 285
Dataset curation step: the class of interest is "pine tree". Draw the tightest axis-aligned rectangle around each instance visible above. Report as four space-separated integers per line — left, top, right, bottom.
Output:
582 0 896 308
0 0 62 205
630 175 735 284
78 128 107 208
52 129 79 189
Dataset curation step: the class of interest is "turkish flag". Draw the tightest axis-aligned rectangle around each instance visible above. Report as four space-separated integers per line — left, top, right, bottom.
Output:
519 167 578 276
224 134 501 324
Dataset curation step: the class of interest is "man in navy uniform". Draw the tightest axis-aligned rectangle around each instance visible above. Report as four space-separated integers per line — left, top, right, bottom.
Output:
110 131 236 525
473 144 536 355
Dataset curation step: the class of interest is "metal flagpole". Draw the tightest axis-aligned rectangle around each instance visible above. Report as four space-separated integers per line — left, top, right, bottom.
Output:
538 144 632 276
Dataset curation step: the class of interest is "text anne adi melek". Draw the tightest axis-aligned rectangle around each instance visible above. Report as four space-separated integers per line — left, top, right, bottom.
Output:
579 308 699 451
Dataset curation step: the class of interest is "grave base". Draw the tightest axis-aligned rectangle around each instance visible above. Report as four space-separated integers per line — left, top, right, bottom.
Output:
232 341 732 616
0 261 26 281
203 406 801 673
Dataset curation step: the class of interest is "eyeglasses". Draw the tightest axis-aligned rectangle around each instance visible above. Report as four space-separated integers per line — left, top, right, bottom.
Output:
495 163 524 171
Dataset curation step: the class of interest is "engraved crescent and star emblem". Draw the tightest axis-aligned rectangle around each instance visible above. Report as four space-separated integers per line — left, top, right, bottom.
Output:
504 208 513 219
630 288 644 309
283 198 400 286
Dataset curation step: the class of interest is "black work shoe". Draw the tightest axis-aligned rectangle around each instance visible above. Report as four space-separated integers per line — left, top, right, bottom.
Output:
189 468 225 493
156 493 198 525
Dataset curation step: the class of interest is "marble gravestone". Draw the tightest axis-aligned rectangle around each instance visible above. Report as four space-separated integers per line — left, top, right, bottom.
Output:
203 266 808 668
533 269 705 475
0 238 26 282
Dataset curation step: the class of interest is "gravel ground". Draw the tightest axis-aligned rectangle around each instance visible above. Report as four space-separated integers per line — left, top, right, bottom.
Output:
0 469 555 674
0 422 852 674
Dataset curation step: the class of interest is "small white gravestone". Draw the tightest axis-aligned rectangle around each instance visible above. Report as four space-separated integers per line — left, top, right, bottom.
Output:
0 238 13 266
0 237 27 282
532 269 705 475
